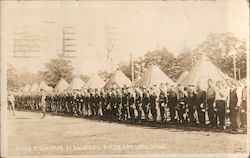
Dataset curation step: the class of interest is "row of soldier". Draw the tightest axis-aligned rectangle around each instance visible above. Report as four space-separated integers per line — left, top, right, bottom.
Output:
13 78 247 132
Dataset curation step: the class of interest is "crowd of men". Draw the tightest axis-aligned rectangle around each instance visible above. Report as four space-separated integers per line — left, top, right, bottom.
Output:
10 78 247 132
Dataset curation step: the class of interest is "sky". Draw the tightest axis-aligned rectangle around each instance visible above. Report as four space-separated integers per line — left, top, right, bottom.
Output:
2 0 249 75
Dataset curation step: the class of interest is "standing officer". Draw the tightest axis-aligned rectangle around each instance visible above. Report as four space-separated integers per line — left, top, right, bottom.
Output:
121 88 129 120
149 87 158 122
128 88 135 120
168 85 178 123
142 87 150 121
215 81 228 129
206 79 216 127
135 88 143 122
186 85 197 126
196 82 207 127
240 81 247 128
176 84 188 124
7 92 16 116
228 81 241 132
159 84 168 122
40 88 46 119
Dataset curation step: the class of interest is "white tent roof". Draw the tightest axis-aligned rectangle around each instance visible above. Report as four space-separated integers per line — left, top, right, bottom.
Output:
85 74 105 89
23 84 31 92
135 65 175 87
54 78 69 91
29 83 39 92
180 54 230 89
67 77 85 90
37 81 51 91
104 69 132 88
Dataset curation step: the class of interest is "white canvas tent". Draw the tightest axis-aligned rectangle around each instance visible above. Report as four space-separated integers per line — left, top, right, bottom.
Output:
135 65 175 87
37 81 51 91
29 83 39 92
104 69 132 88
23 84 31 92
85 74 105 89
54 78 69 91
67 77 85 90
180 54 230 89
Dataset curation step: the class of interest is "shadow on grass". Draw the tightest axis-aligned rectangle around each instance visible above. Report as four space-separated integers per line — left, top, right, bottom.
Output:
16 109 247 135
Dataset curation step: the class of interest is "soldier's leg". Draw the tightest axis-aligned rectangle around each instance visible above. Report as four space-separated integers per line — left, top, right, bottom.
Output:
159 102 165 122
240 101 247 128
178 105 185 124
143 105 148 120
208 100 216 126
169 104 176 122
229 107 237 131
198 107 206 126
151 105 157 121
188 105 195 125
216 101 225 128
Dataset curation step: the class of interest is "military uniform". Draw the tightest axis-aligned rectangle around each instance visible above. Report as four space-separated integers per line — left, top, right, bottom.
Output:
159 88 168 122
177 87 188 124
168 87 178 123
149 90 158 121
135 89 143 121
187 87 197 125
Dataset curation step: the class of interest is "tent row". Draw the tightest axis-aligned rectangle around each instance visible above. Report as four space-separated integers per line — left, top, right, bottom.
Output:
22 54 230 92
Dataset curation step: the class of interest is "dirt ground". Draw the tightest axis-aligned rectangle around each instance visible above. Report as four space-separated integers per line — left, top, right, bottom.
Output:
7 111 248 156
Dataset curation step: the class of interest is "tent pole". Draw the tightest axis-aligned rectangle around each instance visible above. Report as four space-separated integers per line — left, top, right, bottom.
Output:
131 53 134 87
233 53 237 80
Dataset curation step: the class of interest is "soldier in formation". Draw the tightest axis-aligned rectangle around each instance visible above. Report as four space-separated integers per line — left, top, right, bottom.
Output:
13 78 247 132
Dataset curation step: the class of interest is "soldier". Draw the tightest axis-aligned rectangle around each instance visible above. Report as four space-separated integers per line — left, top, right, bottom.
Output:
79 90 85 116
149 87 158 122
135 88 143 122
206 79 216 127
89 89 96 116
176 84 188 124
45 92 51 112
159 84 168 122
84 89 90 116
7 92 16 116
215 81 228 129
116 89 123 120
195 82 206 127
99 89 106 117
94 89 102 116
128 88 135 120
75 91 82 115
142 87 150 121
240 81 247 128
121 88 129 120
228 81 241 132
186 85 197 126
40 88 46 119
168 85 178 123
105 89 112 118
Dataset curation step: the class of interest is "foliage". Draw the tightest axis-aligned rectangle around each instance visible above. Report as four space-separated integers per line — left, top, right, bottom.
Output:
194 32 247 79
118 32 247 81
38 55 74 87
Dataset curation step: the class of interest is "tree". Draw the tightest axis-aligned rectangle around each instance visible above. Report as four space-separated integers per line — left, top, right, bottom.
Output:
140 48 177 80
38 55 74 87
194 32 247 79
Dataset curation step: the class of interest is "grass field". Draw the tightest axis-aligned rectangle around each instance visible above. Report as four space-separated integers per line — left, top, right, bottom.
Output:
7 111 248 156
